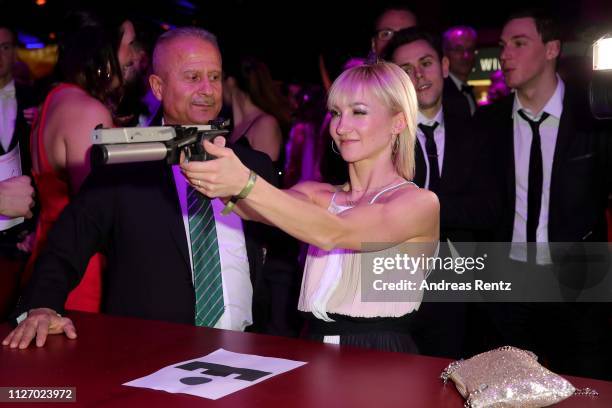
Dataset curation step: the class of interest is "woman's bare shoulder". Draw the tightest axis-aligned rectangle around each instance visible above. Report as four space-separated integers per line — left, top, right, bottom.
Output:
251 114 282 138
291 180 337 193
384 183 439 213
51 89 111 128
254 113 279 128
59 89 107 113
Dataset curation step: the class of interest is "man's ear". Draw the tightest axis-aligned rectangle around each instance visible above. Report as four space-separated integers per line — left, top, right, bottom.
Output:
545 40 561 61
149 74 163 101
441 56 450 78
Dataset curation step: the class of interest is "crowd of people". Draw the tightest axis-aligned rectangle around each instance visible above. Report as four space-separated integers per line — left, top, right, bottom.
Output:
0 4 610 381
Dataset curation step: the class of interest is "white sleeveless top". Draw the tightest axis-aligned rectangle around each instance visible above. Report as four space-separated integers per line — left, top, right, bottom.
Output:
297 181 429 321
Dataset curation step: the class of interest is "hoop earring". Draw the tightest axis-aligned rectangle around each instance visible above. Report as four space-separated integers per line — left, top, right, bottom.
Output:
392 136 399 155
331 139 340 155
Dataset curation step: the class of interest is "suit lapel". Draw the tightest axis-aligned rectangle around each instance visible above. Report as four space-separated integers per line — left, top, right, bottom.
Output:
146 116 190 267
9 84 31 171
439 108 462 191
497 97 516 221
548 93 578 241
161 165 191 269
413 138 426 188
550 94 575 201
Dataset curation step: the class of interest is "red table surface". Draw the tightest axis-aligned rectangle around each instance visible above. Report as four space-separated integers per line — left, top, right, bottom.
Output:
0 312 610 407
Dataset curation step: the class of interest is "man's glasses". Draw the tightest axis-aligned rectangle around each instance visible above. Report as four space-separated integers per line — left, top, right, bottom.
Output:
375 29 396 41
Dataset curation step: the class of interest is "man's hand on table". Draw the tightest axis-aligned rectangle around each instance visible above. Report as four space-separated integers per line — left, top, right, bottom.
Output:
2 308 77 349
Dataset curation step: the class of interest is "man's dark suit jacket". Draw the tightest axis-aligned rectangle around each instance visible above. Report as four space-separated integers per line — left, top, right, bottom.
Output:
410 102 500 360
443 77 473 121
475 89 612 245
16 144 276 326
413 102 499 243
473 89 612 378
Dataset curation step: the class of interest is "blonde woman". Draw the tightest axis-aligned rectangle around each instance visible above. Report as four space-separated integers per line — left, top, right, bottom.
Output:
182 61 439 352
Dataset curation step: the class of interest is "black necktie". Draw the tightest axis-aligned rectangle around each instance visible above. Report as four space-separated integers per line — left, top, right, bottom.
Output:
461 84 474 95
517 109 550 245
418 122 440 192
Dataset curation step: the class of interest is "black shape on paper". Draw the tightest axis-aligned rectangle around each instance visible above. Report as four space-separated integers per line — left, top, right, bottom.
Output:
180 376 212 385
176 361 272 381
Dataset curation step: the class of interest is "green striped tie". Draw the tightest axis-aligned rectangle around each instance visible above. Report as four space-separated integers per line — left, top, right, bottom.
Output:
188 185 224 327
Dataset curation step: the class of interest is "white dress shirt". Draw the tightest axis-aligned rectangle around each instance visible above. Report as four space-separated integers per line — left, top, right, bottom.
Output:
510 76 565 265
416 107 445 190
0 80 17 152
172 165 252 331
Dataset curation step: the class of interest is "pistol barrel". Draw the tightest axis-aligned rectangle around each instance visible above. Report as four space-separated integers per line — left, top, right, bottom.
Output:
91 142 169 166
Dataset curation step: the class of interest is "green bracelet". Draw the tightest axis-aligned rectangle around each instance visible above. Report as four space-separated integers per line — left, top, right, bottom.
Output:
222 170 258 215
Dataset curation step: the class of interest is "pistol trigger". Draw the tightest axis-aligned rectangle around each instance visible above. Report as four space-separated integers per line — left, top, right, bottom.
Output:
183 146 192 163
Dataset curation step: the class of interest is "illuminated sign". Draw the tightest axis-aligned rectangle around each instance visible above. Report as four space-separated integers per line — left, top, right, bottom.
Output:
469 47 501 81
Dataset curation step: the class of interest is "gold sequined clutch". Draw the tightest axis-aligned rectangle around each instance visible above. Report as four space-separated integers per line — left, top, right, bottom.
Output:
441 346 596 408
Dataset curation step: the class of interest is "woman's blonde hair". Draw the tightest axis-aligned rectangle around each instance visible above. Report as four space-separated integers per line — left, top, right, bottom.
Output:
327 61 418 180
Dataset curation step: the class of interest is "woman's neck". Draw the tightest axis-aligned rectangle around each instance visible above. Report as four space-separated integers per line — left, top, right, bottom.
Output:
346 155 402 196
231 91 263 128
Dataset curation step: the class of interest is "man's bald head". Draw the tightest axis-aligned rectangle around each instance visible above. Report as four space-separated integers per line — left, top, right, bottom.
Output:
152 27 220 77
149 27 223 125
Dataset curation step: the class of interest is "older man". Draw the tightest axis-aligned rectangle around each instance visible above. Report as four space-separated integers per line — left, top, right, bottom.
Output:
3 27 275 349
442 26 478 117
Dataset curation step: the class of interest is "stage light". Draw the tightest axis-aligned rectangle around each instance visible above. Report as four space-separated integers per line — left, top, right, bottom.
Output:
590 34 612 119
593 35 612 71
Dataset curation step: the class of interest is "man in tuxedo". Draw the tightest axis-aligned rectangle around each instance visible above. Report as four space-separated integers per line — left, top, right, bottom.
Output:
0 24 36 225
3 27 276 349
476 9 612 378
442 26 478 118
383 27 499 359
384 27 498 245
0 24 37 320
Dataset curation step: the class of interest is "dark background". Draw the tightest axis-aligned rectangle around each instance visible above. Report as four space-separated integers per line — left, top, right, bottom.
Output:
2 0 612 83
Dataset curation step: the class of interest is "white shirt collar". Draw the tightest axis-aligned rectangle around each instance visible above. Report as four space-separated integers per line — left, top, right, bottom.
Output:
512 75 565 120
0 79 15 97
417 106 444 128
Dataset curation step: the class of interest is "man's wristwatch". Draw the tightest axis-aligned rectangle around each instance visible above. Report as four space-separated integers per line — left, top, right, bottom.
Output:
16 311 28 325
15 310 62 325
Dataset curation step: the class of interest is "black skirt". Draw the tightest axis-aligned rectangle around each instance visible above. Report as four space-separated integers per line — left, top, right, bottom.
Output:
301 312 419 354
